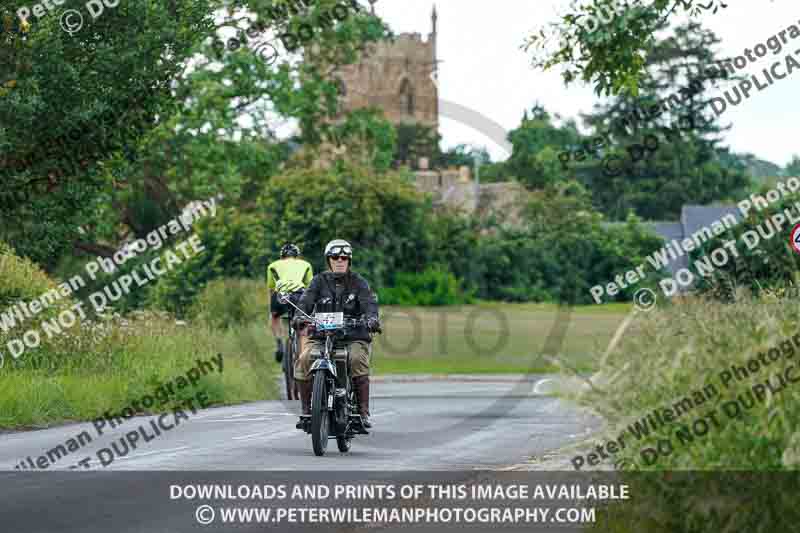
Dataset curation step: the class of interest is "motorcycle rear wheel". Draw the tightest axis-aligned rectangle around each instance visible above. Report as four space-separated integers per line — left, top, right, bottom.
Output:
311 372 329 456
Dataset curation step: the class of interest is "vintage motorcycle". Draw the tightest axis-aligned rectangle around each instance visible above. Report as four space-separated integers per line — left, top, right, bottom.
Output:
277 293 378 456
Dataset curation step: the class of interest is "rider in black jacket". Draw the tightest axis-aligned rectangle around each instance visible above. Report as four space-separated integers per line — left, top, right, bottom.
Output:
294 239 381 430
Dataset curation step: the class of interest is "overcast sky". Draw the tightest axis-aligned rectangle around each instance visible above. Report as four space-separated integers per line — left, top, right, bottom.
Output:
369 0 798 167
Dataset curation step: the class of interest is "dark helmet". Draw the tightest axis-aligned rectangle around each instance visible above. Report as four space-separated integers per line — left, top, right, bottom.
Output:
280 243 300 258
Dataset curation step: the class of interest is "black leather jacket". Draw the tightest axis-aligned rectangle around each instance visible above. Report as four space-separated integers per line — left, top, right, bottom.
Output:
298 271 379 342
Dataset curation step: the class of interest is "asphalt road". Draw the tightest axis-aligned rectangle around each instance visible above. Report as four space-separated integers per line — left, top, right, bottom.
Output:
0 375 599 472
0 376 603 533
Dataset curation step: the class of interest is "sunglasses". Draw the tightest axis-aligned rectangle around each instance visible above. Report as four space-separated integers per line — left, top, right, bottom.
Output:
329 255 350 261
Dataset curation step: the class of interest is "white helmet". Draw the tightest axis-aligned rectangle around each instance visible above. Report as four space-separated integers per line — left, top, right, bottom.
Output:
324 239 352 271
324 239 352 258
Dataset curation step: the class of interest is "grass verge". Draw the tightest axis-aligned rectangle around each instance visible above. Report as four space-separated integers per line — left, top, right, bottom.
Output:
574 296 800 531
0 314 277 430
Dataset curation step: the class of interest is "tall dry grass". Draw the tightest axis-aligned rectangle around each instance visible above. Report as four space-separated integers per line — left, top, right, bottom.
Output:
579 294 800 532
0 311 278 429
0 243 278 430
575 294 800 469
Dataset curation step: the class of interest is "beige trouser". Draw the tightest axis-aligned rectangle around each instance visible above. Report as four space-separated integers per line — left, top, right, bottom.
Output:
294 340 371 381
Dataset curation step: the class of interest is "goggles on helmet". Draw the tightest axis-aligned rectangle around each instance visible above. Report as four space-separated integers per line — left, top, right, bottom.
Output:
326 245 352 257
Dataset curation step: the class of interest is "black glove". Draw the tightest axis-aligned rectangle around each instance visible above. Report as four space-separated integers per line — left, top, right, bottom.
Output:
366 317 382 333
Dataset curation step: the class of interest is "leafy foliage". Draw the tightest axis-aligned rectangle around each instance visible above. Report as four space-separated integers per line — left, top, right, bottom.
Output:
146 208 262 316
525 0 732 95
565 22 750 219
392 122 440 169
0 237 75 323
378 266 474 306
691 188 800 301
505 105 581 189
328 108 397 172
110 168 663 311
471 214 661 304
189 278 265 329
90 167 485 313
786 155 800 177
435 144 490 169
0 0 390 269
256 161 431 287
0 0 213 265
462 184 663 303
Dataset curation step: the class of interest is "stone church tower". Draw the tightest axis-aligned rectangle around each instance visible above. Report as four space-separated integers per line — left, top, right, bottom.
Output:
332 5 439 129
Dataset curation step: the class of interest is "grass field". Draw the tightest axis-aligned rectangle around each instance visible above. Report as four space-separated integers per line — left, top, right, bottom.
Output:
305 302 631 375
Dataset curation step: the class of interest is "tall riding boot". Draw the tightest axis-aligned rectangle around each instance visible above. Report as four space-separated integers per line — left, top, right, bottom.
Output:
296 380 312 430
300 380 312 415
354 376 372 428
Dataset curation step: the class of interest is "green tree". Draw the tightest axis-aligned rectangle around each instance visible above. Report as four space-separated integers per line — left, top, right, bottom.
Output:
691 187 800 301
256 161 433 287
724 152 778 184
526 0 733 95
0 0 390 268
523 180 594 233
479 161 509 183
571 22 749 220
392 122 440 169
786 155 800 177
328 109 397 172
472 213 661 304
0 0 212 266
146 208 263 316
435 144 490 168
505 105 581 189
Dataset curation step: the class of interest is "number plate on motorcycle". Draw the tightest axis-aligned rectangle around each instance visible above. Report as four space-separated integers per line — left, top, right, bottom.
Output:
315 312 344 330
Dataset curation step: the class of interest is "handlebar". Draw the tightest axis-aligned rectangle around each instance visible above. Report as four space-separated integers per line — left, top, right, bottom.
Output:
345 317 368 328
279 291 381 334
294 316 366 329
294 315 381 335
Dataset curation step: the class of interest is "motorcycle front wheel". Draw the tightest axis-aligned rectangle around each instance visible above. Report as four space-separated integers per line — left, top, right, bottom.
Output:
311 371 330 456
336 436 351 453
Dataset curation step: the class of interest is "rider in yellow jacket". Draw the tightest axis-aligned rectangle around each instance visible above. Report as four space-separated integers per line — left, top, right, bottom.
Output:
267 243 313 362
